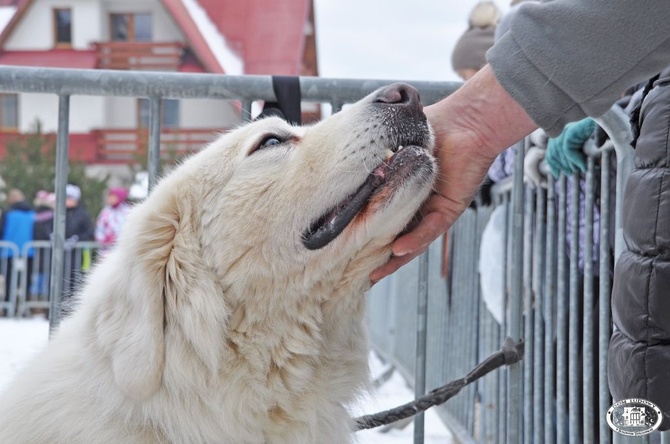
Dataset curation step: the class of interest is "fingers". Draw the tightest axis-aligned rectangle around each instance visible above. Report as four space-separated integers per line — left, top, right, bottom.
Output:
369 209 452 283
369 251 419 284
392 210 450 256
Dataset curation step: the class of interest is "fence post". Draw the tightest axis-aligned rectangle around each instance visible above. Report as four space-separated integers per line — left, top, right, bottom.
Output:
507 139 525 444
147 96 163 193
48 94 70 335
414 251 429 444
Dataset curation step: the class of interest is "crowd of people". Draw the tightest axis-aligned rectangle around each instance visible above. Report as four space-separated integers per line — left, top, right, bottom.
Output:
0 184 132 309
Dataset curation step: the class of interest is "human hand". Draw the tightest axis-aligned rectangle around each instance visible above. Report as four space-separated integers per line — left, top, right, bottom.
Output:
370 65 537 283
545 118 596 177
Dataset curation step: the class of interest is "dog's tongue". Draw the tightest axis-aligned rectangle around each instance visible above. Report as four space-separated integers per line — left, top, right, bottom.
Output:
302 167 387 250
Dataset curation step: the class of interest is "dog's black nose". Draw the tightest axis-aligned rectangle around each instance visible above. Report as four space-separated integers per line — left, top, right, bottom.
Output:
372 82 423 115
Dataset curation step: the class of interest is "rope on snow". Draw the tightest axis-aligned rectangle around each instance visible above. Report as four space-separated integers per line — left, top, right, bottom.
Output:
355 337 524 431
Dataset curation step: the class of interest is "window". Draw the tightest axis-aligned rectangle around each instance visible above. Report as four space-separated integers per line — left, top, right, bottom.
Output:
111 13 152 42
138 99 179 129
53 9 72 47
0 94 18 131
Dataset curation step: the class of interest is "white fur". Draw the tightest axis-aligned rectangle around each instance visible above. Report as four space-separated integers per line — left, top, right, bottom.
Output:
0 87 436 444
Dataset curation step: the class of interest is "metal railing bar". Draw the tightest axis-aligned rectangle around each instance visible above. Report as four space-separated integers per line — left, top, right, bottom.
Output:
533 187 546 444
568 173 581 443
508 139 525 443
556 175 569 444
523 185 534 444
0 66 459 106
583 156 596 443
544 174 557 444
48 94 70 335
413 251 429 444
148 96 163 193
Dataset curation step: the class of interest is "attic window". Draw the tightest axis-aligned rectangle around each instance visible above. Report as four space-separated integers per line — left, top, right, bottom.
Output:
53 9 72 47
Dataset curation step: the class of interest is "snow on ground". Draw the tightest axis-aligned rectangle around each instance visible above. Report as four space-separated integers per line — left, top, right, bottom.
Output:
0 318 453 444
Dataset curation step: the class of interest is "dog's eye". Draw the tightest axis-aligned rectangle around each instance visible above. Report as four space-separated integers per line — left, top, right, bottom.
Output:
250 135 285 155
261 137 282 148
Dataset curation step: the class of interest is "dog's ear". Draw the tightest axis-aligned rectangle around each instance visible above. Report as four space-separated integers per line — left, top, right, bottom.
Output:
93 193 180 401
94 187 229 400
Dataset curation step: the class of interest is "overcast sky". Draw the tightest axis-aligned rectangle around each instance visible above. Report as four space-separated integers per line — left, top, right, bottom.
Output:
313 0 509 83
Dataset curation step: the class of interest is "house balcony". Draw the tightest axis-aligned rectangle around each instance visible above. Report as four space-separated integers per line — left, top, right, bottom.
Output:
92 127 223 163
0 127 224 165
94 41 185 71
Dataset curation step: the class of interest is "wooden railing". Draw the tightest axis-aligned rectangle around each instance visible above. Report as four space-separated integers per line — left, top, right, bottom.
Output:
94 42 185 71
0 128 225 164
93 127 224 163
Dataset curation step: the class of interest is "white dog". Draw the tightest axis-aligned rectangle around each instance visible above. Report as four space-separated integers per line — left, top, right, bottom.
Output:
0 83 436 443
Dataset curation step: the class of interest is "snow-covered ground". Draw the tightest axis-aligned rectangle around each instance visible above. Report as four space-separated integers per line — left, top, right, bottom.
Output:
0 318 453 444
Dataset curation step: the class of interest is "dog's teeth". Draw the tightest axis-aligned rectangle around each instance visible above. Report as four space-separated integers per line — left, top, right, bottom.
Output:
385 149 394 160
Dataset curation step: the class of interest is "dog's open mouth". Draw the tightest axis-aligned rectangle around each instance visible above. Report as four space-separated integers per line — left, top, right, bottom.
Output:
302 144 431 250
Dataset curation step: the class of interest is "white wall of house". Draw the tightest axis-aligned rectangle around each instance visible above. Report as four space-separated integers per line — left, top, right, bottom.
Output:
6 0 186 50
104 97 240 130
7 0 101 50
180 100 241 129
105 96 136 128
17 94 241 134
18 93 105 133
5 0 241 138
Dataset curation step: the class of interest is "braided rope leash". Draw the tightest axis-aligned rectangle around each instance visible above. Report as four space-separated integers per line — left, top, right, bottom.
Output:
355 337 524 431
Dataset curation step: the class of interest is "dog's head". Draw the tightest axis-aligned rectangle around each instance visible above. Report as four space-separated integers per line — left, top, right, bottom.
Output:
175 83 436 276
91 83 436 401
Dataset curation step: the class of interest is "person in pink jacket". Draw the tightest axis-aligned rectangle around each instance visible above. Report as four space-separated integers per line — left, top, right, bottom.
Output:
95 187 131 250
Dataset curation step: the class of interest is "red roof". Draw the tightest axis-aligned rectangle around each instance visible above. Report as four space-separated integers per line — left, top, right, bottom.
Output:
0 0 312 75
198 0 310 75
0 49 97 69
158 0 224 74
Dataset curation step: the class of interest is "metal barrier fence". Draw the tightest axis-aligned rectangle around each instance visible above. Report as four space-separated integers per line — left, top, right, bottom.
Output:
0 65 459 334
368 106 670 444
0 66 665 443
0 240 102 317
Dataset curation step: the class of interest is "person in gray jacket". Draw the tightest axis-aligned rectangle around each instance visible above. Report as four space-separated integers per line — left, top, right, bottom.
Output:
371 0 670 430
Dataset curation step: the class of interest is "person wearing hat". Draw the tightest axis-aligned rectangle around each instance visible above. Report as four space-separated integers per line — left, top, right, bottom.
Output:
60 184 94 299
63 184 94 243
451 1 500 81
95 187 131 250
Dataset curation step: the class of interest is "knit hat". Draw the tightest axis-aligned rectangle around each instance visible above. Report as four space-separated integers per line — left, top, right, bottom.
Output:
451 26 496 73
65 184 81 201
108 187 129 204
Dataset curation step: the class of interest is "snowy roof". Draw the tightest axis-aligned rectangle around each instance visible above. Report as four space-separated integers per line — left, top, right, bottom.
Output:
180 0 243 75
0 6 15 33
0 0 243 75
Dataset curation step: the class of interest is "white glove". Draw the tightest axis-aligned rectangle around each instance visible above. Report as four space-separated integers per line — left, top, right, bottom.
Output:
528 128 548 149
524 146 547 189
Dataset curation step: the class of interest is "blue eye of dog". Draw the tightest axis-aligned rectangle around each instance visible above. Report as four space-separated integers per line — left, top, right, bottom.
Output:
250 136 284 155
261 137 282 147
